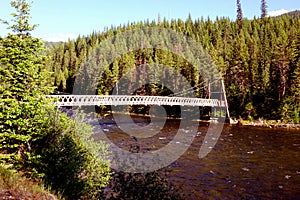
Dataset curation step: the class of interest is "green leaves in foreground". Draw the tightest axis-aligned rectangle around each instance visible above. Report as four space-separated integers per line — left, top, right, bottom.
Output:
33 110 112 199
0 1 112 199
0 0 53 166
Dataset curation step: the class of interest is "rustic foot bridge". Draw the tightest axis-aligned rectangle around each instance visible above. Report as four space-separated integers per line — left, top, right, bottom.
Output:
48 95 224 107
48 79 230 119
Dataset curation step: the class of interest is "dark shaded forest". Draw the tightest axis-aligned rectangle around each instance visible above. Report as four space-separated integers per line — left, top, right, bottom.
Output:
45 12 300 122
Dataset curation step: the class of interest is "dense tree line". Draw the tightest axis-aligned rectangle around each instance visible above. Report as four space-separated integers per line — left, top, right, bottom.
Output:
0 2 189 199
47 13 300 122
1 0 299 198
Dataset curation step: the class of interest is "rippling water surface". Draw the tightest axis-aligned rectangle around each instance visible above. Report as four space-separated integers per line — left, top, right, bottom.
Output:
95 115 300 199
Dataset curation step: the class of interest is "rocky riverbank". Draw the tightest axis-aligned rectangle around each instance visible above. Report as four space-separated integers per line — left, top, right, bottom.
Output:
232 118 300 130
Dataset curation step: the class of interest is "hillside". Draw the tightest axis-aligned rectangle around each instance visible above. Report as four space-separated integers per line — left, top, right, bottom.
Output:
284 10 300 18
45 14 300 122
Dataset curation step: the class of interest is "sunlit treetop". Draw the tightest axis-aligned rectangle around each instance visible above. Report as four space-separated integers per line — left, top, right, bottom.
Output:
1 0 38 36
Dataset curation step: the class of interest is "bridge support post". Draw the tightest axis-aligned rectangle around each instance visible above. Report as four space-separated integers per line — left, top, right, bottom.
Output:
221 79 230 120
208 78 230 122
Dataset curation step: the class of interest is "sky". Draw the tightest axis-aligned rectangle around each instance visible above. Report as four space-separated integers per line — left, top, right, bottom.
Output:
0 0 300 42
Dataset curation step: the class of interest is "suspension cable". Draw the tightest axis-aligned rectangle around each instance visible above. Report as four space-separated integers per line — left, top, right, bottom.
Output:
168 79 220 97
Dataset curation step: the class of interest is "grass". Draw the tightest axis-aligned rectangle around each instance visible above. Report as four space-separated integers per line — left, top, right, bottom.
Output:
0 165 59 200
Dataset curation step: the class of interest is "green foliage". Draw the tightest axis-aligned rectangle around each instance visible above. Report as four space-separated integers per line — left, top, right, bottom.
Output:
0 0 54 168
50 13 300 120
33 110 112 200
0 1 112 199
104 171 183 200
45 6 300 122
6 0 38 34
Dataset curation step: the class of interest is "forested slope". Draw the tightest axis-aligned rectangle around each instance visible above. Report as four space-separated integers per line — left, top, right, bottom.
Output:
45 15 300 122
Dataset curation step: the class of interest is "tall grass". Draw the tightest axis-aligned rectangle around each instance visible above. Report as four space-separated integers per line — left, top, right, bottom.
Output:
0 165 59 200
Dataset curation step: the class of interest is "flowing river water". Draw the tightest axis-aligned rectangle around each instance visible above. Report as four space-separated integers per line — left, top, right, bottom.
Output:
92 114 300 200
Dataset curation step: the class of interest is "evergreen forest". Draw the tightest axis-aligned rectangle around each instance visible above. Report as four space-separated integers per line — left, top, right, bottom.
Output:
47 12 300 122
1 0 300 199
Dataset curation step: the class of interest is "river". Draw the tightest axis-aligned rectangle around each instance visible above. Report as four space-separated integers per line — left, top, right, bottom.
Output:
94 114 300 199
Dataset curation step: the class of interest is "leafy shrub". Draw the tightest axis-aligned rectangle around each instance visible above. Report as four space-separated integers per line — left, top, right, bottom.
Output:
104 170 183 200
0 1 112 199
33 109 112 200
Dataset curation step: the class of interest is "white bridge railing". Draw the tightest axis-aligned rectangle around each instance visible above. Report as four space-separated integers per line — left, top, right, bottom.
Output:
47 95 226 107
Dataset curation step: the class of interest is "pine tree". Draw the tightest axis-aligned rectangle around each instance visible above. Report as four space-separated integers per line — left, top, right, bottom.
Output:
236 0 243 30
42 7 300 122
0 0 53 166
1 2 112 198
261 0 267 18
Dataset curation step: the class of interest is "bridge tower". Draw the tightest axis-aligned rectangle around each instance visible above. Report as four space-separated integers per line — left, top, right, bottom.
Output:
208 79 230 121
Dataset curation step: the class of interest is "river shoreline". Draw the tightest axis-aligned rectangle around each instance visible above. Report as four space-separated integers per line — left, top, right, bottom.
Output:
102 110 300 130
232 118 300 130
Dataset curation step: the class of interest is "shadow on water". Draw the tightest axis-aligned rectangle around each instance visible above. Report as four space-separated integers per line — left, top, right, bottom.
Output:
94 114 300 200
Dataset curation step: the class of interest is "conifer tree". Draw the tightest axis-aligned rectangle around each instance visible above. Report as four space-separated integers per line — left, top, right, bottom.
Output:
236 0 243 30
45 12 300 122
0 0 53 165
1 2 112 198
261 0 267 18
